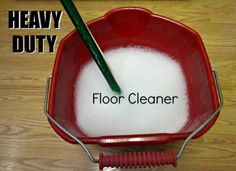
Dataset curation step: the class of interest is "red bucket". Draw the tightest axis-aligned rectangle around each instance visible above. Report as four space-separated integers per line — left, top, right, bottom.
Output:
44 7 223 170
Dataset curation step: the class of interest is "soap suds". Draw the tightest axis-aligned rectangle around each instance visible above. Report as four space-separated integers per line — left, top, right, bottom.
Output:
75 46 189 136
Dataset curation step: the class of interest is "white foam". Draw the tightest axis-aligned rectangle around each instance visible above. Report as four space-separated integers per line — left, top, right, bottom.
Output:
75 46 189 137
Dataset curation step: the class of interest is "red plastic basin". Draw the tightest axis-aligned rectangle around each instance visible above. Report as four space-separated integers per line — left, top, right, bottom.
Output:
48 7 219 146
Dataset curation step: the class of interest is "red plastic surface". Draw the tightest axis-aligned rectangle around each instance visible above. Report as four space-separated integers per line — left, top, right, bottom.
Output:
99 151 177 170
48 7 220 146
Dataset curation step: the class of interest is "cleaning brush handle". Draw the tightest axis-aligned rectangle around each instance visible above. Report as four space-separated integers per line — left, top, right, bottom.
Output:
99 151 177 170
60 0 121 94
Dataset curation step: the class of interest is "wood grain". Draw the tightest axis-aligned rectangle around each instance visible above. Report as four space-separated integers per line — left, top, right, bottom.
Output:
0 0 236 170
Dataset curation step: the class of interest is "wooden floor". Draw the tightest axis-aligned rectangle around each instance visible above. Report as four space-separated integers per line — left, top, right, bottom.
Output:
0 0 236 170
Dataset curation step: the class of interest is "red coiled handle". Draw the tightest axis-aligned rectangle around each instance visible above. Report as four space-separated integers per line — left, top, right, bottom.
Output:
99 151 177 170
